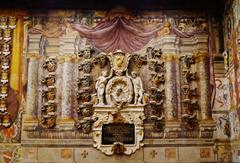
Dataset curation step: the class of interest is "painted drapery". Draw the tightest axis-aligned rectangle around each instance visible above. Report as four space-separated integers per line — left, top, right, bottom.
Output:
72 16 161 53
71 16 208 53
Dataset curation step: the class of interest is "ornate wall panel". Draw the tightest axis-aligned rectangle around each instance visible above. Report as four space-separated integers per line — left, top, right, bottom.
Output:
222 0 240 162
0 7 233 162
20 9 217 155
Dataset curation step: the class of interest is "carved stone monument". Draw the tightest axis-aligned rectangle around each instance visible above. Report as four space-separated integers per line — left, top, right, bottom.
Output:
92 50 145 155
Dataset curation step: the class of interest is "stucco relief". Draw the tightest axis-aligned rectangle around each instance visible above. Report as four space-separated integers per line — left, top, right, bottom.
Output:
92 50 146 155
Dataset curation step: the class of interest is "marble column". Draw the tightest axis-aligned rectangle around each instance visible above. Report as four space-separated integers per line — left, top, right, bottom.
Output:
197 52 211 120
60 55 75 121
56 56 63 118
25 54 39 120
163 54 175 121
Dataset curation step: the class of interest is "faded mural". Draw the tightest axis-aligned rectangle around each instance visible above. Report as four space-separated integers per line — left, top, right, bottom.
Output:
223 0 240 162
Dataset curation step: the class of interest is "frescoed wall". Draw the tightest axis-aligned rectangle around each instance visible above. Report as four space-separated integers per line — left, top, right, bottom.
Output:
222 0 240 162
0 4 237 162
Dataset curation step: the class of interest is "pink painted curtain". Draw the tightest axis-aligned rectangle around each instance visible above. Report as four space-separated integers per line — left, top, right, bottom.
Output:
71 16 162 53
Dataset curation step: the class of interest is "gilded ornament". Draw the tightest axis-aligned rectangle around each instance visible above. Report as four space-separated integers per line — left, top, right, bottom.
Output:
182 113 198 130
93 54 108 68
111 142 126 154
0 16 7 29
42 58 57 72
41 114 56 129
75 118 97 133
131 54 147 68
151 72 165 87
0 98 7 112
108 50 131 76
180 55 195 69
41 75 56 87
2 112 11 127
1 57 10 71
41 102 56 114
42 88 56 101
3 29 12 42
185 71 197 83
0 72 8 81
157 19 171 36
150 87 165 103
0 84 8 94
148 60 165 73
8 16 16 29
189 87 198 98
147 47 162 59
79 60 92 73
77 88 92 103
77 103 93 117
78 75 92 88
189 100 199 111
78 45 95 59
112 112 126 124
3 43 10 56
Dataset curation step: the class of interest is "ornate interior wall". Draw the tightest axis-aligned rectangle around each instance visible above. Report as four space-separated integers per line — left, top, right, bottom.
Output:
0 6 237 162
222 0 240 162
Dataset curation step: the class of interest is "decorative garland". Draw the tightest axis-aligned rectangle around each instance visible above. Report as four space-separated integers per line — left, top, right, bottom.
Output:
0 16 16 129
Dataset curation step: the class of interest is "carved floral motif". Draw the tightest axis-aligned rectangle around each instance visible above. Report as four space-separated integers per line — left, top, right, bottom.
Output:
105 76 133 105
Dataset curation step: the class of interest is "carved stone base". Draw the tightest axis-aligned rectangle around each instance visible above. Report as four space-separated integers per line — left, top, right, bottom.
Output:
164 121 181 138
199 120 216 138
92 104 145 155
58 119 75 130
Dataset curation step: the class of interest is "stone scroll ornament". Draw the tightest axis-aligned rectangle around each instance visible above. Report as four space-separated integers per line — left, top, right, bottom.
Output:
179 55 199 130
41 58 57 128
0 16 16 129
92 50 146 155
145 47 166 132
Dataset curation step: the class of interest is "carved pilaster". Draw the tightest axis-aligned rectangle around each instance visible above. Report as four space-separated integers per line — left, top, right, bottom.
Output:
195 52 215 138
162 54 177 121
25 54 39 121
162 54 181 138
196 52 211 120
60 55 76 122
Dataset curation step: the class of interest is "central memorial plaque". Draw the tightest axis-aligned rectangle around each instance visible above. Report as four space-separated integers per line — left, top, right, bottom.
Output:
102 124 135 145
